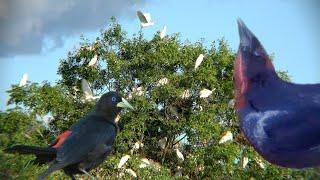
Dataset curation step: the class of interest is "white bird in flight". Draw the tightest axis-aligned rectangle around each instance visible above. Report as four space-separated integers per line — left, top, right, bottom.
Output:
88 54 98 67
137 10 154 28
19 73 28 87
218 131 233 144
194 54 204 70
199 88 212 98
81 79 100 101
160 25 167 39
117 155 131 168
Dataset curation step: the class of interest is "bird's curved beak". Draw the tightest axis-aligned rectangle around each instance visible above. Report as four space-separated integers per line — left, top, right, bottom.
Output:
117 98 134 110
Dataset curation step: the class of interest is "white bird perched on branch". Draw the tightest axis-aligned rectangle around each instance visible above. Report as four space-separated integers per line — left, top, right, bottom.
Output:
255 157 265 169
175 148 185 162
160 25 167 39
218 131 233 144
130 141 144 154
194 54 204 70
158 137 167 149
81 79 101 102
181 89 191 99
137 10 154 28
117 155 131 169
228 99 235 108
88 54 98 67
19 73 28 87
156 77 169 86
125 168 137 178
242 156 249 168
199 88 212 98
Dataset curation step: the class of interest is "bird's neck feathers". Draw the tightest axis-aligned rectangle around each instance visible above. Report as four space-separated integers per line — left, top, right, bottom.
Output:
234 40 280 110
92 108 119 123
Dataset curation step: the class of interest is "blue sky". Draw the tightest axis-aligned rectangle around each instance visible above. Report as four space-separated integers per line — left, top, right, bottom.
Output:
1 0 319 110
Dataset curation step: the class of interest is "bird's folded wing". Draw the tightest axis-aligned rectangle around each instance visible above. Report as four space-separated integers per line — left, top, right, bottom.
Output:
56 117 116 164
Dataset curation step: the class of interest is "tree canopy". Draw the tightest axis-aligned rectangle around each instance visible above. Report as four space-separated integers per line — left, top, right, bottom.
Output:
1 18 318 179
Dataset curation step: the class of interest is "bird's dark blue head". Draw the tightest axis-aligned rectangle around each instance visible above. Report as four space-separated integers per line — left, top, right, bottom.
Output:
95 91 134 120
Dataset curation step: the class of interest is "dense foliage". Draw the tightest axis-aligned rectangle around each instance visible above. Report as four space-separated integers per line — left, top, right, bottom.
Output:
1 18 319 179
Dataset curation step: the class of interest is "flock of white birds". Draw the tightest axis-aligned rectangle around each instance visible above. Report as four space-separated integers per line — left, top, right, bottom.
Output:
17 10 250 178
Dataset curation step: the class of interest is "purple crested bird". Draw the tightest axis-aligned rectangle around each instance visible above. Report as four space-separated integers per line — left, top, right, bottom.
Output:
234 19 320 168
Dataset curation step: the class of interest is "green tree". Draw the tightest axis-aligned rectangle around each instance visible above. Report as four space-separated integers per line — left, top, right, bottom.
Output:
1 18 319 179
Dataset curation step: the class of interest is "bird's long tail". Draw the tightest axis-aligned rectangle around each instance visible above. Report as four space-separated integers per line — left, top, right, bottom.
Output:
5 145 57 164
5 145 56 155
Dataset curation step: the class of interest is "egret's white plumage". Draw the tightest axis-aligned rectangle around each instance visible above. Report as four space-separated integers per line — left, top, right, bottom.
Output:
194 54 204 70
199 89 212 98
242 156 249 168
88 54 98 67
255 157 265 169
137 10 154 28
156 77 169 86
125 169 137 178
117 155 131 168
139 158 150 168
128 86 144 100
160 25 167 39
175 148 185 162
130 141 144 154
218 131 233 144
228 99 235 108
19 73 28 87
139 158 161 170
181 89 191 99
158 137 167 149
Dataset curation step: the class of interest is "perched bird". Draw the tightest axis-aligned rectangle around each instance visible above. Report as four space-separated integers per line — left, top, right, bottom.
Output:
199 88 213 98
228 99 235 108
139 158 162 170
19 73 28 87
175 148 185 162
81 79 100 101
158 137 167 149
5 92 134 179
242 156 249 169
156 77 169 86
130 141 143 154
218 131 233 144
117 154 131 169
137 10 154 28
88 54 98 67
234 19 320 168
194 54 204 70
124 168 137 178
181 89 191 99
160 25 167 39
254 157 265 169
